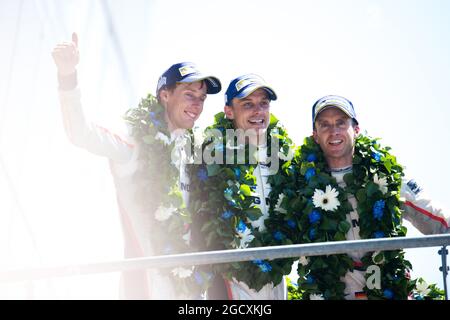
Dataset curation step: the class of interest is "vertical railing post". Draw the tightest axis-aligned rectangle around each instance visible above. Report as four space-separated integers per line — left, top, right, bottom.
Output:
438 246 448 300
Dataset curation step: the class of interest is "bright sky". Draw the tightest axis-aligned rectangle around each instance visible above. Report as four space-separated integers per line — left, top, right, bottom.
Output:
0 0 449 299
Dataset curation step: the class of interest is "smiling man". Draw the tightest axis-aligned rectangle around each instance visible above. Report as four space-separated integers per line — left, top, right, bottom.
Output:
312 96 360 169
52 33 221 299
190 74 292 300
157 64 212 131
224 74 276 146
296 94 450 300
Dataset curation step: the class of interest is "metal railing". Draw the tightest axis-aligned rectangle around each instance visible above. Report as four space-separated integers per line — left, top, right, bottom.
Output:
1 234 449 299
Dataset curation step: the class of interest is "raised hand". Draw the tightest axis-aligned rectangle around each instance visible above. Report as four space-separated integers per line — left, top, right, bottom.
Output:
51 32 80 76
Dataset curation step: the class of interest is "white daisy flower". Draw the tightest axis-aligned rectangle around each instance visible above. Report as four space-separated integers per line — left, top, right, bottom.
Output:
415 279 431 296
312 185 340 211
298 256 310 266
154 205 176 222
155 132 171 146
275 193 287 214
373 173 388 194
236 228 255 249
171 267 193 279
310 293 325 300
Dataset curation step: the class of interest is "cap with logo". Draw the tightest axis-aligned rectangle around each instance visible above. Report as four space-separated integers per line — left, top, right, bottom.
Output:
156 62 221 96
312 95 358 128
224 74 277 106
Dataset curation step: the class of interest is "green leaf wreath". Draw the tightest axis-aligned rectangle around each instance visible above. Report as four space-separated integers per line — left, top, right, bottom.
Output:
188 112 297 291
275 134 444 300
123 94 209 297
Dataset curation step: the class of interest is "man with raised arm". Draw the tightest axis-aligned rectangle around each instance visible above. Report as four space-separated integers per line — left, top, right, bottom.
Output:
52 33 221 299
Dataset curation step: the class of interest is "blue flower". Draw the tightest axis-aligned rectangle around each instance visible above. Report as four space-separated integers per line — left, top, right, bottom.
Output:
194 272 203 285
309 228 317 240
273 231 285 241
372 152 382 162
259 262 272 273
236 221 247 233
383 289 394 299
308 210 321 224
228 200 238 208
253 260 272 273
261 262 272 273
234 168 241 179
306 275 315 284
148 112 156 121
287 219 296 229
374 231 385 238
149 112 161 127
306 153 317 162
305 168 316 181
197 168 208 182
222 210 234 219
373 200 386 220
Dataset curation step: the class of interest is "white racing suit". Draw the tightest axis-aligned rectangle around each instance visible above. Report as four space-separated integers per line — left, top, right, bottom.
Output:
58 87 193 299
223 149 287 300
331 167 450 300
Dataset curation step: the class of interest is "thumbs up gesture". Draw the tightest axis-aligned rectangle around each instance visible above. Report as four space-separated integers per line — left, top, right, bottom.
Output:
52 32 80 76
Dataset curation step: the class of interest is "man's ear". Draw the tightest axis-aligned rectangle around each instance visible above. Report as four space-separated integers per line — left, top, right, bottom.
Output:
159 89 169 107
313 129 319 144
354 125 360 136
224 105 234 119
